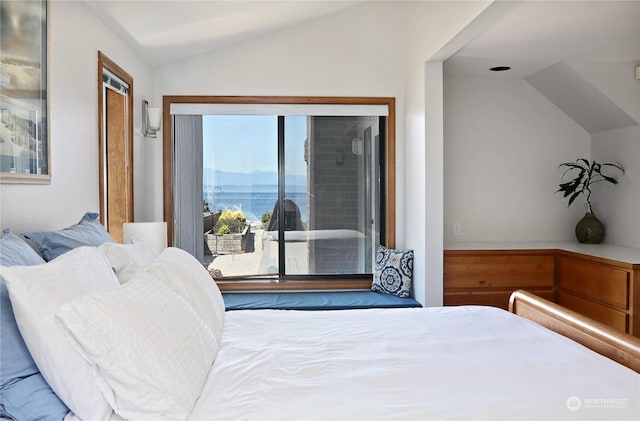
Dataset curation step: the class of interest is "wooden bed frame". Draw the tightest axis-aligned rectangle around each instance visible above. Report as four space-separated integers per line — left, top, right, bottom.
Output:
509 290 640 373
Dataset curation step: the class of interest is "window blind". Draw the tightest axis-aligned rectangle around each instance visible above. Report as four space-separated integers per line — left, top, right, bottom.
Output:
170 103 389 117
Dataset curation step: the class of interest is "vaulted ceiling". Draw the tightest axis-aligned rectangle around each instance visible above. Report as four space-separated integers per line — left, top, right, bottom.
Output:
86 1 639 73
86 1 639 133
85 0 360 67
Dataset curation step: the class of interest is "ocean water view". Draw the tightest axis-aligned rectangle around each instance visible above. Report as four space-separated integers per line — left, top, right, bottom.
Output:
204 184 307 222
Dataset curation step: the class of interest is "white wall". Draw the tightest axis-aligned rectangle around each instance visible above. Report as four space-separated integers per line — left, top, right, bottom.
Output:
591 126 640 248
571 60 640 123
401 0 492 306
443 75 591 243
0 1 154 233
581 60 640 249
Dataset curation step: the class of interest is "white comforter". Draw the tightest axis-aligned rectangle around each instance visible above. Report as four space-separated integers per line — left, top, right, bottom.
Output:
190 306 639 420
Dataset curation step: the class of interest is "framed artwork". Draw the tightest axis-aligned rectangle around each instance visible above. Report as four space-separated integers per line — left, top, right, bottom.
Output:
0 0 50 183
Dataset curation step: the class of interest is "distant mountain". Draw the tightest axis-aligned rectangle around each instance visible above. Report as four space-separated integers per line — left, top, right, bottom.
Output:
203 168 305 187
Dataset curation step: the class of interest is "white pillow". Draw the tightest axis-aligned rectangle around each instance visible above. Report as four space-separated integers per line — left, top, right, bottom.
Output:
98 237 157 283
1 247 118 421
146 247 225 341
56 274 218 420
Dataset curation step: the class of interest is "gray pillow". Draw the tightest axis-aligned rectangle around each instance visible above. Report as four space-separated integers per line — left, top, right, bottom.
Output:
24 212 114 261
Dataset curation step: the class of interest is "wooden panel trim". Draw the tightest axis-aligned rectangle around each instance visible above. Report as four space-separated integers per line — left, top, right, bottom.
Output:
509 290 640 373
97 52 134 231
632 268 640 336
444 249 559 257
385 98 396 248
218 279 372 292
162 96 395 105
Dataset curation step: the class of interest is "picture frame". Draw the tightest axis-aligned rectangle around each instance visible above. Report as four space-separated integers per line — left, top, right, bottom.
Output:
0 0 50 184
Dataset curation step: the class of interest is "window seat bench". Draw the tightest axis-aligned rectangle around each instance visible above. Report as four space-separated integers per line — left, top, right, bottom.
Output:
222 291 421 311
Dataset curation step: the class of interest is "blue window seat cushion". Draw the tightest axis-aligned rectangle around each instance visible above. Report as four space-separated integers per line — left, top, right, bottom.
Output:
223 291 421 311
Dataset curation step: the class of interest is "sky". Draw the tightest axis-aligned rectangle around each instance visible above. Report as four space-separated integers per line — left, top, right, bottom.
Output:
202 115 307 176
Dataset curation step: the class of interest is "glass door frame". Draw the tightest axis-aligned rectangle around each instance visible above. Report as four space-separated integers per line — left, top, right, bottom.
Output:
162 96 396 291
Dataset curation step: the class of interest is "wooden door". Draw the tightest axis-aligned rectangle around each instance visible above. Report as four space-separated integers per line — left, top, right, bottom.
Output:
105 89 129 243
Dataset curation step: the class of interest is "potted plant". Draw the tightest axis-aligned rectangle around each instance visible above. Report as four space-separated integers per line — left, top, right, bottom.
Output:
204 210 250 254
557 158 624 244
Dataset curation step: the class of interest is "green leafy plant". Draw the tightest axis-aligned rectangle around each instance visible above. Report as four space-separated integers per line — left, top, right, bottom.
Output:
214 210 247 234
217 224 231 235
557 158 624 207
261 211 272 227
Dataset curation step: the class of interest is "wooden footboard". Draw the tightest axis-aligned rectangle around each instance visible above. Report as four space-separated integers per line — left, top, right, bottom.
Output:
509 290 640 373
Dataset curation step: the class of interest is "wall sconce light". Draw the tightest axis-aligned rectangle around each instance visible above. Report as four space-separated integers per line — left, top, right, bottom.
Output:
142 100 162 138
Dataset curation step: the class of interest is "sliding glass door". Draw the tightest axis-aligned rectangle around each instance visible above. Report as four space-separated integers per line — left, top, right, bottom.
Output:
202 115 279 278
200 114 382 279
283 115 381 276
169 98 392 286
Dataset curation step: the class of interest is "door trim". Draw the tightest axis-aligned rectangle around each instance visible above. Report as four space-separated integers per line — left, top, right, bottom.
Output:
97 52 134 231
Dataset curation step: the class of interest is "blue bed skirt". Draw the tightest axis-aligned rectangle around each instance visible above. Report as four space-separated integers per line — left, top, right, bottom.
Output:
223 291 421 311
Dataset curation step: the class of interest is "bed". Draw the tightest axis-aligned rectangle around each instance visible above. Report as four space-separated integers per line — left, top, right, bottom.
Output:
1 219 639 420
47 289 640 421
191 290 639 420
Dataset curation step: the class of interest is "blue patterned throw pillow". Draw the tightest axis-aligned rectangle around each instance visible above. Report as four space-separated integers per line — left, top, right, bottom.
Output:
371 245 414 297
